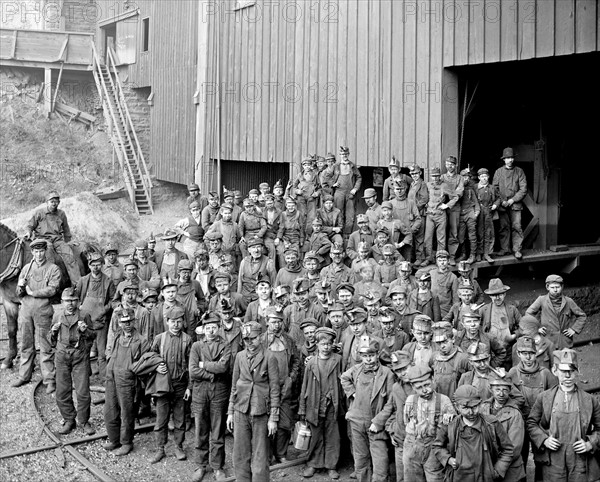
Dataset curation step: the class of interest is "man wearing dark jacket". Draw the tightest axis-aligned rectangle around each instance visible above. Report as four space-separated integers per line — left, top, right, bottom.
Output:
527 348 600 482
492 147 528 259
433 385 514 481
77 252 115 381
226 321 280 482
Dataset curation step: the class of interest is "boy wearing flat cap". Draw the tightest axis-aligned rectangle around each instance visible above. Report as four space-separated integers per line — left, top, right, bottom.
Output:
408 164 429 267
201 192 221 232
525 274 587 350
299 327 342 479
408 271 442 323
433 385 514 481
380 351 415 482
527 348 600 482
455 310 506 369
238 198 267 260
274 244 304 289
511 315 555 370
306 218 332 267
244 273 275 329
404 315 436 367
260 307 301 464
475 167 499 263
77 252 116 382
316 194 344 246
150 305 194 464
390 179 422 262
347 214 375 262
422 167 449 267
429 250 458 318
226 321 280 481
104 308 150 455
237 238 275 304
320 243 356 294
402 364 455 482
189 313 231 482
341 339 395 482
341 308 388 371
363 188 383 232
275 197 306 268
49 287 96 435
479 374 526 482
430 322 469 399
175 200 206 260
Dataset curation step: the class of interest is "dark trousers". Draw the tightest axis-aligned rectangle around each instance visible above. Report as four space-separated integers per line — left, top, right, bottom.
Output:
458 210 478 258
233 411 270 482
334 190 356 235
477 208 495 256
424 212 447 260
104 371 137 445
94 324 109 382
193 380 229 470
498 209 523 253
413 215 426 261
306 405 340 470
55 348 91 424
446 208 460 258
350 420 389 482
18 307 54 384
154 379 188 448
271 397 294 460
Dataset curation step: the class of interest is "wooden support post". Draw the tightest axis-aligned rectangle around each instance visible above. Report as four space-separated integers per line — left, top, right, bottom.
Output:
52 63 64 112
10 30 17 59
44 68 52 117
441 69 459 166
561 256 580 274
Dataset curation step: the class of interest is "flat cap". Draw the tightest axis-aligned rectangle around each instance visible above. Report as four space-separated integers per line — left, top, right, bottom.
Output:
489 373 512 387
88 252 104 264
477 168 489 176
315 279 332 294
436 249 450 259
177 259 194 271
409 164 421 174
104 243 118 254
519 314 541 334
266 306 285 320
300 318 319 331
204 231 223 241
445 155 458 165
413 314 433 332
141 288 159 301
545 274 564 285
30 238 48 250
134 239 148 249
358 338 379 354
61 287 79 300
553 348 578 370
166 305 186 320
516 335 537 353
432 321 454 342
390 350 412 370
293 277 311 294
467 341 490 361
430 167 441 176
315 327 336 341
322 194 334 202
406 363 433 383
381 201 393 210
241 321 262 339
188 183 200 191
201 312 221 326
46 190 60 200
453 385 481 406
348 307 368 325
123 255 138 268
256 272 271 286
247 237 264 248
337 283 355 295
121 279 139 291
388 284 409 297
327 301 345 312
415 269 431 281
161 276 177 290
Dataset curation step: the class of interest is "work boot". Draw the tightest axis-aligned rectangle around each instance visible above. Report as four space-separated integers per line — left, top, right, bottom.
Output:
514 251 523 260
484 254 495 263
420 258 431 267
475 254 482 262
412 259 422 268
11 378 29 388
46 382 56 394
328 469 340 479
103 441 120 451
83 423 96 436
349 471 357 479
303 466 316 478
465 255 475 264
449 257 456 266
174 445 187 461
114 444 133 456
191 467 206 482
214 469 227 481
58 420 76 435
150 448 165 464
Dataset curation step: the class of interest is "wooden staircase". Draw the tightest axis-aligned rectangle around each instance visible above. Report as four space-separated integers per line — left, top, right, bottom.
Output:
91 43 153 215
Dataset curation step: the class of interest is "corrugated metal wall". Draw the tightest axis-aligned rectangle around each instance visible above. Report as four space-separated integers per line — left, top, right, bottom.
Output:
201 0 599 179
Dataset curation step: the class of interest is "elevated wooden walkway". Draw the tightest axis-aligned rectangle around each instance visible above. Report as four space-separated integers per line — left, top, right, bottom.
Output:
463 245 600 278
0 28 93 71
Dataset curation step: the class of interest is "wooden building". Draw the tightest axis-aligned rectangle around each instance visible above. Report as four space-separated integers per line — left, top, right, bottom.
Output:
91 0 599 247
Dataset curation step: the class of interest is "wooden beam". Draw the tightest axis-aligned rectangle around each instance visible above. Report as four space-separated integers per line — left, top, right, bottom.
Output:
561 256 580 274
54 101 96 125
0 59 90 71
52 62 64 112
56 35 68 62
44 68 52 117
10 30 17 59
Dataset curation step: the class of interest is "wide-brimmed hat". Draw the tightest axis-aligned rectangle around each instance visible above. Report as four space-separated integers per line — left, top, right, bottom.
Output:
501 147 515 159
162 229 179 240
484 278 511 295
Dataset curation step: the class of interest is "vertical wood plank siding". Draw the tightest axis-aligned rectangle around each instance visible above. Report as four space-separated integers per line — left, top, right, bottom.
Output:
202 0 598 178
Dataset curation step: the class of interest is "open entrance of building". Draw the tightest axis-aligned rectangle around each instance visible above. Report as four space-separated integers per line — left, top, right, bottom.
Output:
219 160 290 197
454 52 600 249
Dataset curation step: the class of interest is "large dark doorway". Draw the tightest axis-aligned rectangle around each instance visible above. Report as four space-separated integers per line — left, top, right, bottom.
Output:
455 52 600 246
220 160 289 198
